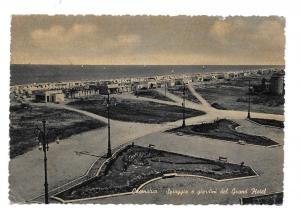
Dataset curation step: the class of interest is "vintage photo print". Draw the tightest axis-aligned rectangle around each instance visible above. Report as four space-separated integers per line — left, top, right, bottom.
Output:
9 15 285 205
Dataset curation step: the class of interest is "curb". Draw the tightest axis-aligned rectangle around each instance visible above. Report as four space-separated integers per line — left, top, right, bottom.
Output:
246 118 284 130
52 171 258 203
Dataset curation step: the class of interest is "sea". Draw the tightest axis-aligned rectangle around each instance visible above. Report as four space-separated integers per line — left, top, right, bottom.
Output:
10 64 284 86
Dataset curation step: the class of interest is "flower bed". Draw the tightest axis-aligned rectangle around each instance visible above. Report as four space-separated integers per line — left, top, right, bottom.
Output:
167 119 278 146
54 145 256 202
250 118 284 128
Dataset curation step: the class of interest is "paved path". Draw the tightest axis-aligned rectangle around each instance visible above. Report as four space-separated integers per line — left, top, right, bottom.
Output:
113 92 179 106
187 83 212 108
78 119 283 204
31 143 129 203
155 88 202 111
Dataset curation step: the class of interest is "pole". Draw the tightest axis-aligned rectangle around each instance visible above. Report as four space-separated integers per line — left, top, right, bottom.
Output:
165 82 167 97
247 80 251 119
182 83 186 127
107 92 112 158
42 119 49 204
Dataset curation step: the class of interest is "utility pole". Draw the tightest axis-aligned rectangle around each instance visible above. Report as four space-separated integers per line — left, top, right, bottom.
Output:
247 80 251 119
182 83 186 127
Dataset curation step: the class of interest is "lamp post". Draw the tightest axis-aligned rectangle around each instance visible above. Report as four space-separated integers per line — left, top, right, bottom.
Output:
104 90 117 158
33 120 50 204
247 80 251 119
182 83 186 127
165 81 167 97
34 119 59 204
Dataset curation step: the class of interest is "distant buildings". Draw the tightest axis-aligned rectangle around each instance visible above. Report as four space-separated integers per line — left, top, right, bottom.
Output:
132 78 158 91
10 67 283 103
65 88 99 98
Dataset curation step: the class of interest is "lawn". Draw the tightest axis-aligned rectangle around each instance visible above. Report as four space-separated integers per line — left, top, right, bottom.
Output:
195 77 284 115
167 119 278 146
134 89 174 102
67 96 205 124
241 192 283 205
9 103 106 158
54 145 256 201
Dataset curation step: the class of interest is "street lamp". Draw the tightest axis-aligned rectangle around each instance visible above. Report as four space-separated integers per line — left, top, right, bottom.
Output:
247 79 251 119
103 90 117 158
34 119 59 204
182 83 186 127
164 81 167 97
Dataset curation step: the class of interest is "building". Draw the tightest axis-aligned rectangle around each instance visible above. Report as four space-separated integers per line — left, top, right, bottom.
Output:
214 73 225 79
132 81 149 91
174 78 184 86
166 79 175 87
269 71 285 95
132 78 158 91
202 75 212 82
33 90 65 103
147 78 157 89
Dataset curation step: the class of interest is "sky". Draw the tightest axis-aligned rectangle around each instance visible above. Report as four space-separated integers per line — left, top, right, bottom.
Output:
11 15 285 65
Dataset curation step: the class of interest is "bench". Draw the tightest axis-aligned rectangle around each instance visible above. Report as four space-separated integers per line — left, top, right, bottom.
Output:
218 156 228 163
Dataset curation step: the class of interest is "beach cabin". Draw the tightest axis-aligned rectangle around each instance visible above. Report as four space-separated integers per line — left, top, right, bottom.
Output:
132 81 149 91
33 90 65 103
147 78 157 89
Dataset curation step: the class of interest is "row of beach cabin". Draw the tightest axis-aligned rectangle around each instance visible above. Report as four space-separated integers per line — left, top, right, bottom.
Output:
10 69 280 104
